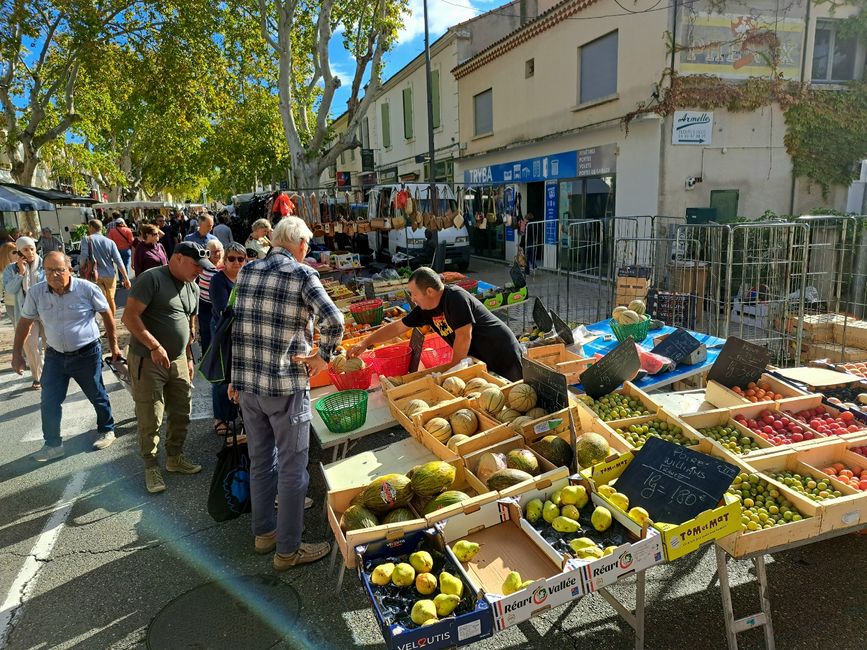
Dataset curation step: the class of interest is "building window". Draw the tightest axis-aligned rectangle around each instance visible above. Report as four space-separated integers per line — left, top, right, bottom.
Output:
381 103 391 149
812 19 862 83
525 58 535 78
579 31 618 104
431 69 441 129
473 88 493 136
402 87 414 140
361 117 370 149
340 151 345 165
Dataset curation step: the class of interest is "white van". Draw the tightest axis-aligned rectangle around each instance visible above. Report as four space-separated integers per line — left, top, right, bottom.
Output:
367 183 470 270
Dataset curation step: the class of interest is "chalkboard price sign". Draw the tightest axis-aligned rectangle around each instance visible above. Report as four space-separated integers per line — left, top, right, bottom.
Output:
408 328 425 373
613 437 739 525
521 357 569 412
707 336 771 389
532 297 553 333
579 338 641 399
550 310 574 345
651 328 702 365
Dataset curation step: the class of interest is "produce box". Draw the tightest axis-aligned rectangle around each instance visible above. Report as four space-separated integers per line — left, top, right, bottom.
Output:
704 372 807 409
386 377 460 434
413 398 503 466
461 431 558 496
582 442 743 561
602 409 705 453
801 341 867 363
775 394 867 439
509 469 664 595
511 405 576 446
680 406 776 460
574 382 659 430
435 497 581 631
833 319 867 350
615 276 650 303
741 449 865 533
356 528 495 650
524 344 594 384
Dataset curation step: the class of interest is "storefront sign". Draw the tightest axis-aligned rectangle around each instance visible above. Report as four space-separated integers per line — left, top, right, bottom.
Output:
576 144 616 178
380 167 398 183
672 111 713 145
463 151 578 185
544 181 558 245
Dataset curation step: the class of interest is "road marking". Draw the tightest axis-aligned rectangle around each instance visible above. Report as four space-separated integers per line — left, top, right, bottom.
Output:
0 471 89 647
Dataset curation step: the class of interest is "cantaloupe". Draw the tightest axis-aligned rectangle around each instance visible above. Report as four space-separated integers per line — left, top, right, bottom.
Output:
510 415 533 434
449 408 479 436
478 387 506 413
525 407 547 420
331 354 347 372
618 309 642 325
426 417 452 442
508 383 538 412
447 434 470 452
628 299 646 316
404 399 429 418
442 376 465 396
463 378 489 395
344 357 366 373
497 408 522 423
612 306 627 318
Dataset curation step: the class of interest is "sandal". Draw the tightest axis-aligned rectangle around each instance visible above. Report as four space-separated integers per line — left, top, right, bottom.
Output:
31 382 41 391
213 420 230 436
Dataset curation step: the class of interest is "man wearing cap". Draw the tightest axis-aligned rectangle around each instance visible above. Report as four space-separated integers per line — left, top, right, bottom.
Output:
12 252 123 461
36 228 64 256
107 217 135 275
122 241 212 494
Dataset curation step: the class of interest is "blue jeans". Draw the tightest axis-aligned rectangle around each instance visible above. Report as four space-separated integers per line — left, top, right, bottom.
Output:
239 390 311 555
41 341 114 447
118 248 131 275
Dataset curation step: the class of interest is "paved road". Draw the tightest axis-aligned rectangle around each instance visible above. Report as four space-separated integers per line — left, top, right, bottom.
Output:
0 283 865 649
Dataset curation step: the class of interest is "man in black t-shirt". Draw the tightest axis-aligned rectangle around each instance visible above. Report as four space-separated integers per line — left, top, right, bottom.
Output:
348 267 523 380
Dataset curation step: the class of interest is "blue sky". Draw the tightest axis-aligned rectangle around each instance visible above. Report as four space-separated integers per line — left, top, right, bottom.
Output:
328 0 495 115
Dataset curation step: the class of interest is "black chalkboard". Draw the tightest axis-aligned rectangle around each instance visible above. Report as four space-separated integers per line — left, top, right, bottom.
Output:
651 328 701 365
408 328 425 373
521 357 568 412
532 297 553 332
363 281 376 300
707 336 771 389
579 338 641 399
550 310 574 346
613 436 739 525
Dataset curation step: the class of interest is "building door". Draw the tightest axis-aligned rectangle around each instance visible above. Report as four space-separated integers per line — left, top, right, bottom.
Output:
710 189 739 222
525 181 545 267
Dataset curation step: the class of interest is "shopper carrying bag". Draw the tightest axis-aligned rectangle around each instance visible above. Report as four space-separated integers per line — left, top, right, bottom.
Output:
207 419 251 521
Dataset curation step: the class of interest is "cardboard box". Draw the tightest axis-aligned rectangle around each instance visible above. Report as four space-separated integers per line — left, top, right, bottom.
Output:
508 471 664 594
786 313 845 343
574 381 660 430
461 431 558 496
801 341 867 363
833 319 867 350
413 398 503 464
435 498 582 631
356 528 495 650
581 441 743 561
332 251 362 269
730 298 772 329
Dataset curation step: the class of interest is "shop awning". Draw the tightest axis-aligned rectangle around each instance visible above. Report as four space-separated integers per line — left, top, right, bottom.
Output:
0 182 98 206
0 185 56 212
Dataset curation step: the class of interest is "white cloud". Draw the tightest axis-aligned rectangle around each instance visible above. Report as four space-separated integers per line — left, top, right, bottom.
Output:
397 0 482 45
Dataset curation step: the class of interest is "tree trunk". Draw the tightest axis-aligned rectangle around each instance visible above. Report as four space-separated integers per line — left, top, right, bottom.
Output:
292 159 322 193
12 145 39 187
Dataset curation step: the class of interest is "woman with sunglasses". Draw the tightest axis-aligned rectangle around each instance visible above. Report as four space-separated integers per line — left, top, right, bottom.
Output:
2 237 45 388
207 242 246 436
132 224 168 276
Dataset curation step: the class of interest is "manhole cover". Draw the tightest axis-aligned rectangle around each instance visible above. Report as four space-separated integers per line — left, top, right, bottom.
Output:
147 574 301 649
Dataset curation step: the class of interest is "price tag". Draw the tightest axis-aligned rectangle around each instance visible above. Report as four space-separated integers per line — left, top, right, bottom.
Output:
707 336 771 389
521 357 568 412
579 338 641 399
613 437 739 525
408 328 425 373
651 328 702 365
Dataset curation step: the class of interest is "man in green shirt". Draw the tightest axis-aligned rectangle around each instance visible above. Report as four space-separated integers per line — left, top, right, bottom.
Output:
122 242 214 494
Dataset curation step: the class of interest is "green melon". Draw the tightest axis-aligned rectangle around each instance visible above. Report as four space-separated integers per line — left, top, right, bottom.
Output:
506 449 540 476
340 504 379 532
355 474 414 513
486 468 534 491
423 490 471 515
533 435 574 468
410 461 457 496
382 507 416 524
575 432 612 468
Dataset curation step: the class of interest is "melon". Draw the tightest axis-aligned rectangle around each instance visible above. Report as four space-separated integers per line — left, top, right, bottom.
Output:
628 299 646 316
447 434 471 452
442 376 466 396
410 461 456 496
423 490 471 515
487 468 534 491
344 357 365 373
382 507 416 524
404 399 429 418
533 435 574 467
506 449 540 476
475 452 507 484
618 309 642 325
426 417 452 442
331 354 348 372
355 474 413 513
449 408 479 436
497 408 522 423
510 415 533 434
340 504 379 531
508 383 538 412
525 407 547 420
575 432 612 468
463 377 489 395
612 305 627 318
478 386 506 413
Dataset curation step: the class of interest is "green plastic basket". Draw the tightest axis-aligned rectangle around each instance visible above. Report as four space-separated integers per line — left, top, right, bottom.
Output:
609 315 651 343
315 389 369 433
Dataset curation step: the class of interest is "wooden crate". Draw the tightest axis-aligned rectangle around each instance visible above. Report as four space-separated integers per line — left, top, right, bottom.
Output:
603 409 705 453
462 434 557 496
833 320 867 350
385 376 460 434
786 313 844 343
615 276 650 303
744 450 866 533
680 407 776 460
524 343 595 384
413 398 502 465
437 362 510 390
775 394 867 440
379 361 454 391
574 381 659 430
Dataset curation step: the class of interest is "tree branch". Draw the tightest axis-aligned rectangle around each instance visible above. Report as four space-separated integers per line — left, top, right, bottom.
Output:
308 0 338 154
257 0 280 51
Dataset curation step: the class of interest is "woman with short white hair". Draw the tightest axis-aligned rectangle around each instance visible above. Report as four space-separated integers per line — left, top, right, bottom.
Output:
270 216 313 249
196 239 224 361
245 218 272 260
2 237 45 388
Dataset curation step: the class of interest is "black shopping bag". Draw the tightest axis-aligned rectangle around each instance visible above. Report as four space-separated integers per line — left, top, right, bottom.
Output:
199 286 236 384
207 420 251 522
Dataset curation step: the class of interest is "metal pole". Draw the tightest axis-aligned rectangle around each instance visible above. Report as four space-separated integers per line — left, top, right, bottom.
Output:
422 0 437 216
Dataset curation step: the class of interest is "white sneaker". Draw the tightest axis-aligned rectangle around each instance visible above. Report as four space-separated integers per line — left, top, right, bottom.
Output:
93 432 116 450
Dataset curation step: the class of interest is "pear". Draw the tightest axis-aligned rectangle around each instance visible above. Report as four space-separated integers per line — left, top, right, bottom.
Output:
525 498 544 524
560 504 581 521
591 506 613 532
597 484 617 497
568 537 597 554
391 562 416 587
520 579 534 589
502 570 523 595
433 593 461 617
416 572 437 595
542 500 560 524
422 618 438 626
452 540 480 563
628 507 651 526
575 546 604 560
409 550 434 574
550 489 563 506
609 492 629 511
560 485 587 507
552 516 580 533
439 570 464 598
603 546 618 556
411 599 438 626
371 562 395 586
